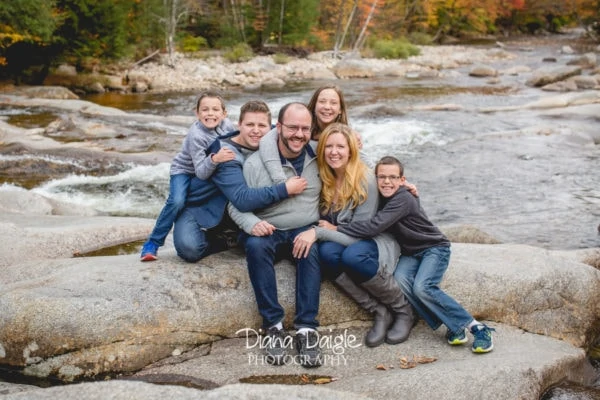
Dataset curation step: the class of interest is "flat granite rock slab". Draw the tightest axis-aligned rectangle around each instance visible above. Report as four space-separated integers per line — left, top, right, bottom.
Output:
131 322 588 400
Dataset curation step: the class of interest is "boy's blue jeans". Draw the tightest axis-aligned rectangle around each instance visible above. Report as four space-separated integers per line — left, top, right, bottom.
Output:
240 225 321 330
147 173 191 246
393 245 473 334
172 207 231 262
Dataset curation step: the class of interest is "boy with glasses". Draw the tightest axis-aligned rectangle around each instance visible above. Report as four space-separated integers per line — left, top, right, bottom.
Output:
322 155 495 353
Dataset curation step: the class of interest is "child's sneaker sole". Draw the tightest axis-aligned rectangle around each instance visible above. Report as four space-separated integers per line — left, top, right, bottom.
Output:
472 344 494 353
446 329 468 345
141 254 157 261
448 336 468 345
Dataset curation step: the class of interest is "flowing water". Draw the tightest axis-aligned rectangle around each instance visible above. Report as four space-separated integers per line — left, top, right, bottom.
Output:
3 68 598 250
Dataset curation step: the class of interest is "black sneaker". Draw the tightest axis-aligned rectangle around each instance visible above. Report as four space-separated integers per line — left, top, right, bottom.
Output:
294 330 322 368
264 327 289 365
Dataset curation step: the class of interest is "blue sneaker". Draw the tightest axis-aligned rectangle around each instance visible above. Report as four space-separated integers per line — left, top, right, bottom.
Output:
140 241 158 261
470 324 495 353
446 328 468 345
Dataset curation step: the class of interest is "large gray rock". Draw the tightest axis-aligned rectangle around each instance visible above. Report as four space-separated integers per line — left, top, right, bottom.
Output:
0 380 372 399
333 59 374 79
1 241 599 383
130 323 593 400
0 382 38 396
0 247 364 381
1 324 593 400
0 211 153 268
526 66 582 87
469 64 498 77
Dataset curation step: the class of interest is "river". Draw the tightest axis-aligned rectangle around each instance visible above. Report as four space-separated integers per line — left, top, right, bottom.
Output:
3 60 598 251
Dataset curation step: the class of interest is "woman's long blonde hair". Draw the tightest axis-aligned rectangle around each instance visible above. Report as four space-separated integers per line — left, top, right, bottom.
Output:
317 123 368 215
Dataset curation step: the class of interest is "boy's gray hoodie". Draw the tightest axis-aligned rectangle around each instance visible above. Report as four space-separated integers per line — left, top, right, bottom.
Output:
170 118 235 179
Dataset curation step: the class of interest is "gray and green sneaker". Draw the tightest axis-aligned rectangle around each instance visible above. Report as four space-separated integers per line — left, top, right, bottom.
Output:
446 328 468 345
470 324 495 353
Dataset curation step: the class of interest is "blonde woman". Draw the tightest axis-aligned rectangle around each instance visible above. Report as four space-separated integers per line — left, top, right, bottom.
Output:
293 123 414 347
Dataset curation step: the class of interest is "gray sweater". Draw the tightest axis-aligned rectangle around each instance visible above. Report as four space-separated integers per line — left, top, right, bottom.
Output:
170 118 235 179
228 128 321 232
338 186 450 256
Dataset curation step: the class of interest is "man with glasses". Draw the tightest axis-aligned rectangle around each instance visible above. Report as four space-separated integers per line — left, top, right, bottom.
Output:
228 102 323 368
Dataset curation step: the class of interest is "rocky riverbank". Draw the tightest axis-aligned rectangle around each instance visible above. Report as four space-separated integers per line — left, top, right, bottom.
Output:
18 34 594 95
1 202 600 399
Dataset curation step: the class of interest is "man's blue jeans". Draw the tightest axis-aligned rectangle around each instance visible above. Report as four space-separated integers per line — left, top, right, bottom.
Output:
393 245 473 334
148 173 191 246
241 225 321 330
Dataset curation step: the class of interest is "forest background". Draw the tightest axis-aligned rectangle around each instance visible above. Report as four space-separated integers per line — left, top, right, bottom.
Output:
1 0 600 85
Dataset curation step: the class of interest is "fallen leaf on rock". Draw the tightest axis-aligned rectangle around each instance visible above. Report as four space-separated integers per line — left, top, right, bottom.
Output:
414 355 437 364
376 364 388 370
399 357 417 369
313 377 336 384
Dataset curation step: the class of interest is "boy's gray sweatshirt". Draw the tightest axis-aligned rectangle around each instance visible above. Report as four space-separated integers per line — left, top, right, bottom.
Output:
338 186 450 256
170 118 235 179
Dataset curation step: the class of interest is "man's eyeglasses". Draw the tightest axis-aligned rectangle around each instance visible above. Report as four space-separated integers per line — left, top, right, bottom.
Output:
376 175 402 182
281 123 311 134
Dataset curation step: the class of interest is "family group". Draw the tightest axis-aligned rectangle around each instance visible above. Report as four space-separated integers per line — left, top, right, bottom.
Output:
139 86 495 368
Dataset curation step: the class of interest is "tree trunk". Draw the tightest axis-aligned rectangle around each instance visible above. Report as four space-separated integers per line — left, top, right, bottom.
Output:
165 0 178 67
333 0 346 57
278 0 285 45
353 0 378 53
262 0 271 46
335 0 358 58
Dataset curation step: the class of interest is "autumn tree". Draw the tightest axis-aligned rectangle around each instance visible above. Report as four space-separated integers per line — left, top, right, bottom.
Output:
54 0 131 63
0 0 59 44
155 0 204 66
0 0 62 82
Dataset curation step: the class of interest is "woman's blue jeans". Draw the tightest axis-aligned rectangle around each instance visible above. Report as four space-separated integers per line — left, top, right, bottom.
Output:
148 173 191 246
319 239 379 283
393 245 473 334
240 225 321 330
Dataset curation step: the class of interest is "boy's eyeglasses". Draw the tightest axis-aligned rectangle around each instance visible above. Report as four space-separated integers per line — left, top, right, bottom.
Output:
281 123 311 134
376 175 401 182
